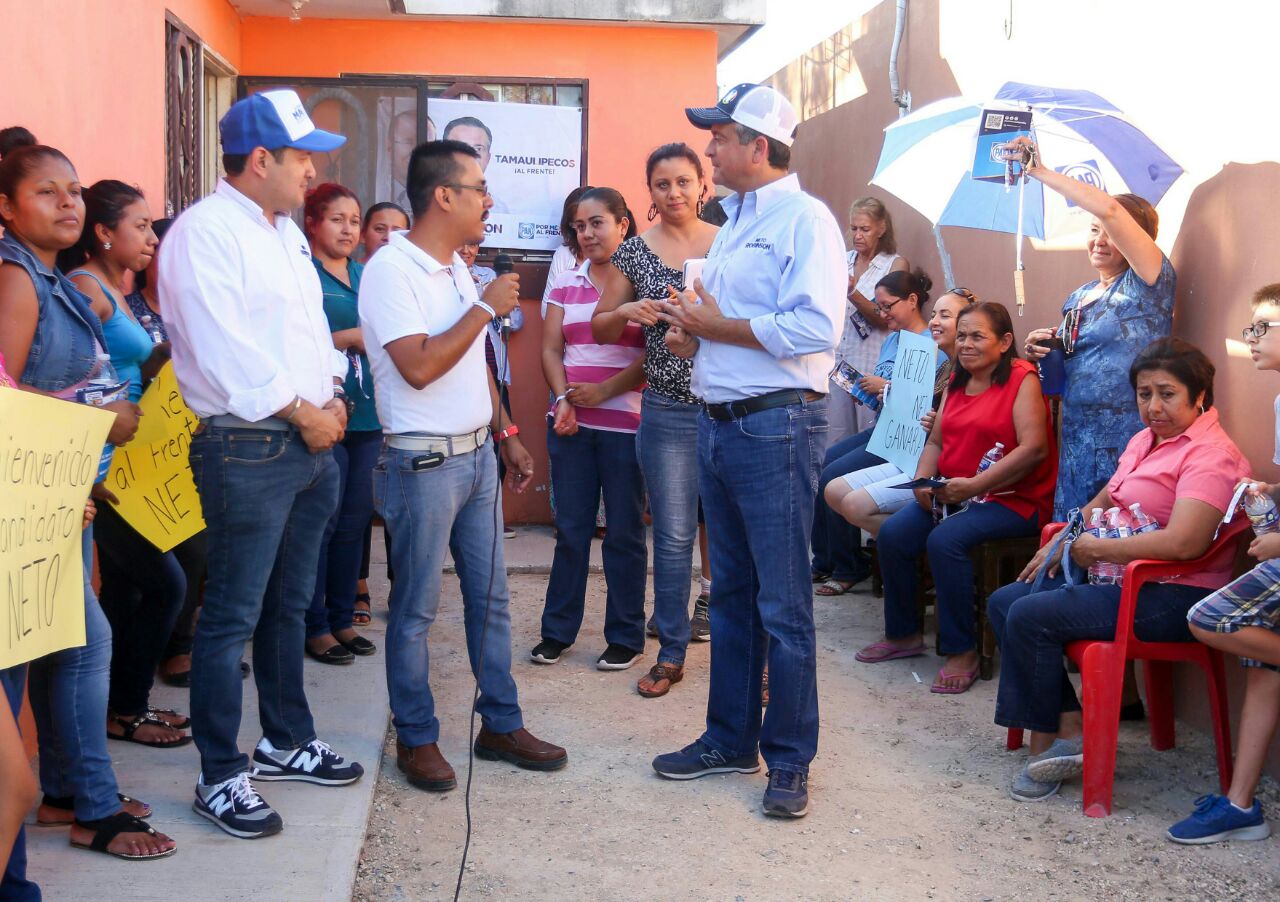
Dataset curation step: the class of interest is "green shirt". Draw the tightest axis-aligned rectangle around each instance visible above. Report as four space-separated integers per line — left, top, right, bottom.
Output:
315 258 380 432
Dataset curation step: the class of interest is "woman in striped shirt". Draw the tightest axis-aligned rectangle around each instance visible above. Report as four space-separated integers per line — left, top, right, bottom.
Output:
531 187 649 671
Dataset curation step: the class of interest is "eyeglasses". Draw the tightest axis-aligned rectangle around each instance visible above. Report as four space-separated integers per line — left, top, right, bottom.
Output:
445 183 491 198
877 297 905 314
1242 321 1280 341
948 287 978 302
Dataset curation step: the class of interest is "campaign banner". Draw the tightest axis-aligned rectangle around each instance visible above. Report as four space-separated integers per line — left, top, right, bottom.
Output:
866 330 939 476
0 391 113 668
427 97 583 252
104 363 205 553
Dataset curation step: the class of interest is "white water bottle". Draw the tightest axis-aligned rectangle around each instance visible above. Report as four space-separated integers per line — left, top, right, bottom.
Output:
1099 507 1133 585
140 314 164 345
1243 484 1280 536
1085 507 1109 585
972 441 1005 504
1128 502 1160 534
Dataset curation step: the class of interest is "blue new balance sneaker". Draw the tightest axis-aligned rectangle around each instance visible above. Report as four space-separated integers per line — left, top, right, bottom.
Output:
763 769 809 818
652 740 760 780
252 737 364 786
1167 794 1270 845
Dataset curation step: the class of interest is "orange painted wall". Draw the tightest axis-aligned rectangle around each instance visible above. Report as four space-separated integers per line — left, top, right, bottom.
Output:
240 17 720 523
0 0 241 206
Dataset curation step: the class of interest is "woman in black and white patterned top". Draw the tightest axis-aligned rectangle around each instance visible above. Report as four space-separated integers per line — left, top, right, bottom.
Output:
593 143 719 699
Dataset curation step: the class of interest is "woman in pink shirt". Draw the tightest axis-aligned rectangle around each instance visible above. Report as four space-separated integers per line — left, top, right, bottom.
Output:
531 188 648 671
988 338 1250 803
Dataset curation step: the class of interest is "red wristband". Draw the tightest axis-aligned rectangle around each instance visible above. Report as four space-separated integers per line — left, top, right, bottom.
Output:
498 424 520 442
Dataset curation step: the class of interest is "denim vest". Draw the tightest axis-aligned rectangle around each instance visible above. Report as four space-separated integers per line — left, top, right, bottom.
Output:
0 232 106 392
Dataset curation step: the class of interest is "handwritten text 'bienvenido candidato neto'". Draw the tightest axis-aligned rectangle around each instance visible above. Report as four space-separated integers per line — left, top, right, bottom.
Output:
0 429 98 649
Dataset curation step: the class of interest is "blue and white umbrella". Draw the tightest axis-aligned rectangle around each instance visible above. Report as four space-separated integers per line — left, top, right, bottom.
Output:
871 81 1183 242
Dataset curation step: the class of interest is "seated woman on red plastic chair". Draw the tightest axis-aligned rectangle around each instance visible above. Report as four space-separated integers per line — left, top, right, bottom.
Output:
988 338 1250 803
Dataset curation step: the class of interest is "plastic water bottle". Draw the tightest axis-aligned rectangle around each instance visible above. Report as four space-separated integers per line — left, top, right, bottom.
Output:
1128 502 1160 534
1085 508 1109 585
1097 507 1133 585
140 314 164 344
972 441 1005 504
1243 484 1280 536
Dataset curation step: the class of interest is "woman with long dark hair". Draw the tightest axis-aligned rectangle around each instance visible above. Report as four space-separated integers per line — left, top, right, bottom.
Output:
592 143 719 697
0 146 175 862
63 181 191 748
532 188 648 669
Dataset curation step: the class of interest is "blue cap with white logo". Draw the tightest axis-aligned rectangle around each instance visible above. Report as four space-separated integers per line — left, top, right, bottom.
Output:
220 89 346 154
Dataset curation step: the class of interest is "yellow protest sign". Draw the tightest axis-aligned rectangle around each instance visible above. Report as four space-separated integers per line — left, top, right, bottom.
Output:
0 390 113 668
104 363 205 553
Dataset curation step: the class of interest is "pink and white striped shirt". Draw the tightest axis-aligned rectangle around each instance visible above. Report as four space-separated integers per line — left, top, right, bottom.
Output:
546 261 645 433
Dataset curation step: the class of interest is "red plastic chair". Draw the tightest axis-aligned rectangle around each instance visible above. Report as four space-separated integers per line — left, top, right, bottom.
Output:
1005 517 1250 817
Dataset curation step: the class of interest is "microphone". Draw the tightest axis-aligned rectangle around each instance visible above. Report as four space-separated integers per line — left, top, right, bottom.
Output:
493 253 515 335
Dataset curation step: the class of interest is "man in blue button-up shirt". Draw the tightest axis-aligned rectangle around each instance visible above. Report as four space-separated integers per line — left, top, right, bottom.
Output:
651 84 845 819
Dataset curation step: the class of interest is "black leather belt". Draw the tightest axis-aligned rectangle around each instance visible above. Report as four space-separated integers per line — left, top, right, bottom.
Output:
704 389 824 422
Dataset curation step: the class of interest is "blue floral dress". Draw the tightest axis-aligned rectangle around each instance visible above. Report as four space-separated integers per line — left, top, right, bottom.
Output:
1052 257 1176 519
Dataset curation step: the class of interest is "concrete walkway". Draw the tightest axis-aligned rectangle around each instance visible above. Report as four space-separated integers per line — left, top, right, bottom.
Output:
25 563 394 901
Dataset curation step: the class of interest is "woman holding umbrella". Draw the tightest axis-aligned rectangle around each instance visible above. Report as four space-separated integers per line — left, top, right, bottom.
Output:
1014 135 1174 522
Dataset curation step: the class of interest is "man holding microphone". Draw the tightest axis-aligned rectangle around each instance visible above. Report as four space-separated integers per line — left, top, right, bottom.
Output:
359 139 567 793
653 84 845 818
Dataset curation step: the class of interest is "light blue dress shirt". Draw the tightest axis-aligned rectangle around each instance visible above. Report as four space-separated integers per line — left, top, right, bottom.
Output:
692 173 846 404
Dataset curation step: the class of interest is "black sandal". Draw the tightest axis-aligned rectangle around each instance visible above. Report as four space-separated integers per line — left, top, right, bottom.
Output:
108 712 193 748
353 593 372 625
71 811 175 860
147 706 191 729
37 793 150 826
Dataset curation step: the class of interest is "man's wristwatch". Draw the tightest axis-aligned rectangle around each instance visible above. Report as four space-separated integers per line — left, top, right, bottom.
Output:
334 387 355 418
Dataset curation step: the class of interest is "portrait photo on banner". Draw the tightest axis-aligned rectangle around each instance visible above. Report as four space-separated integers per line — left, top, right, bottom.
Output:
427 96 584 251
0 392 114 668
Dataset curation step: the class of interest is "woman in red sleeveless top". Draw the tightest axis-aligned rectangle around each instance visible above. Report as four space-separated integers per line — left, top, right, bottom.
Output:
856 302 1057 694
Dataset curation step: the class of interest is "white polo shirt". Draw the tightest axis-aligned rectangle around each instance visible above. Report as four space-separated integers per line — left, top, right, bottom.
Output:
158 179 347 421
359 232 492 436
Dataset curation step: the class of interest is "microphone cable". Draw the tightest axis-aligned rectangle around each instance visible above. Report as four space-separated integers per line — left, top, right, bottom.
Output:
455 318 513 902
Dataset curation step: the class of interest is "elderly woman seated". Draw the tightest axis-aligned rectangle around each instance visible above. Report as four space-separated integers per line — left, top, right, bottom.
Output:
988 338 1250 802
855 301 1058 694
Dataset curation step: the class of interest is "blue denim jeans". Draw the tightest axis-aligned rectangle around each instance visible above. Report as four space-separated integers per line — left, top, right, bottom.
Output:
810 429 875 582
373 440 523 747
696 398 826 774
1 665 39 902
306 430 381 639
877 500 1039 654
188 427 338 784
542 425 647 650
988 574 1206 733
635 390 701 665
26 526 120 821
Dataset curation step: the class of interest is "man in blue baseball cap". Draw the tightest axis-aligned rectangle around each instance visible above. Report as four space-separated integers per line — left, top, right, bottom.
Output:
160 89 364 839
651 83 845 820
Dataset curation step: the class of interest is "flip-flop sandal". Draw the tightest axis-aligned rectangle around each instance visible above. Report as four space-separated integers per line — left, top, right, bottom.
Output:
108 712 193 748
38 793 150 827
637 662 684 698
353 593 372 625
930 666 980 695
71 812 175 861
815 579 857 596
147 706 191 729
855 641 927 663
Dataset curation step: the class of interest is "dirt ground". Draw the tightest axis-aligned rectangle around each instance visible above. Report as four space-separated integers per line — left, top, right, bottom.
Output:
354 574 1280 902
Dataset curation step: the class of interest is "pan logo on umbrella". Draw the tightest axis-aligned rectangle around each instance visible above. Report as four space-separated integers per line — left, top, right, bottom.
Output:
1058 160 1105 191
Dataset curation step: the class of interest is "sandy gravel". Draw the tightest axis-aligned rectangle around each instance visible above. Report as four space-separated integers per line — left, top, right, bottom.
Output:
354 574 1280 902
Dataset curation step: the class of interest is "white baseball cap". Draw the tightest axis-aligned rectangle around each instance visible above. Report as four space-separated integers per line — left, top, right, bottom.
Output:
685 83 798 148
